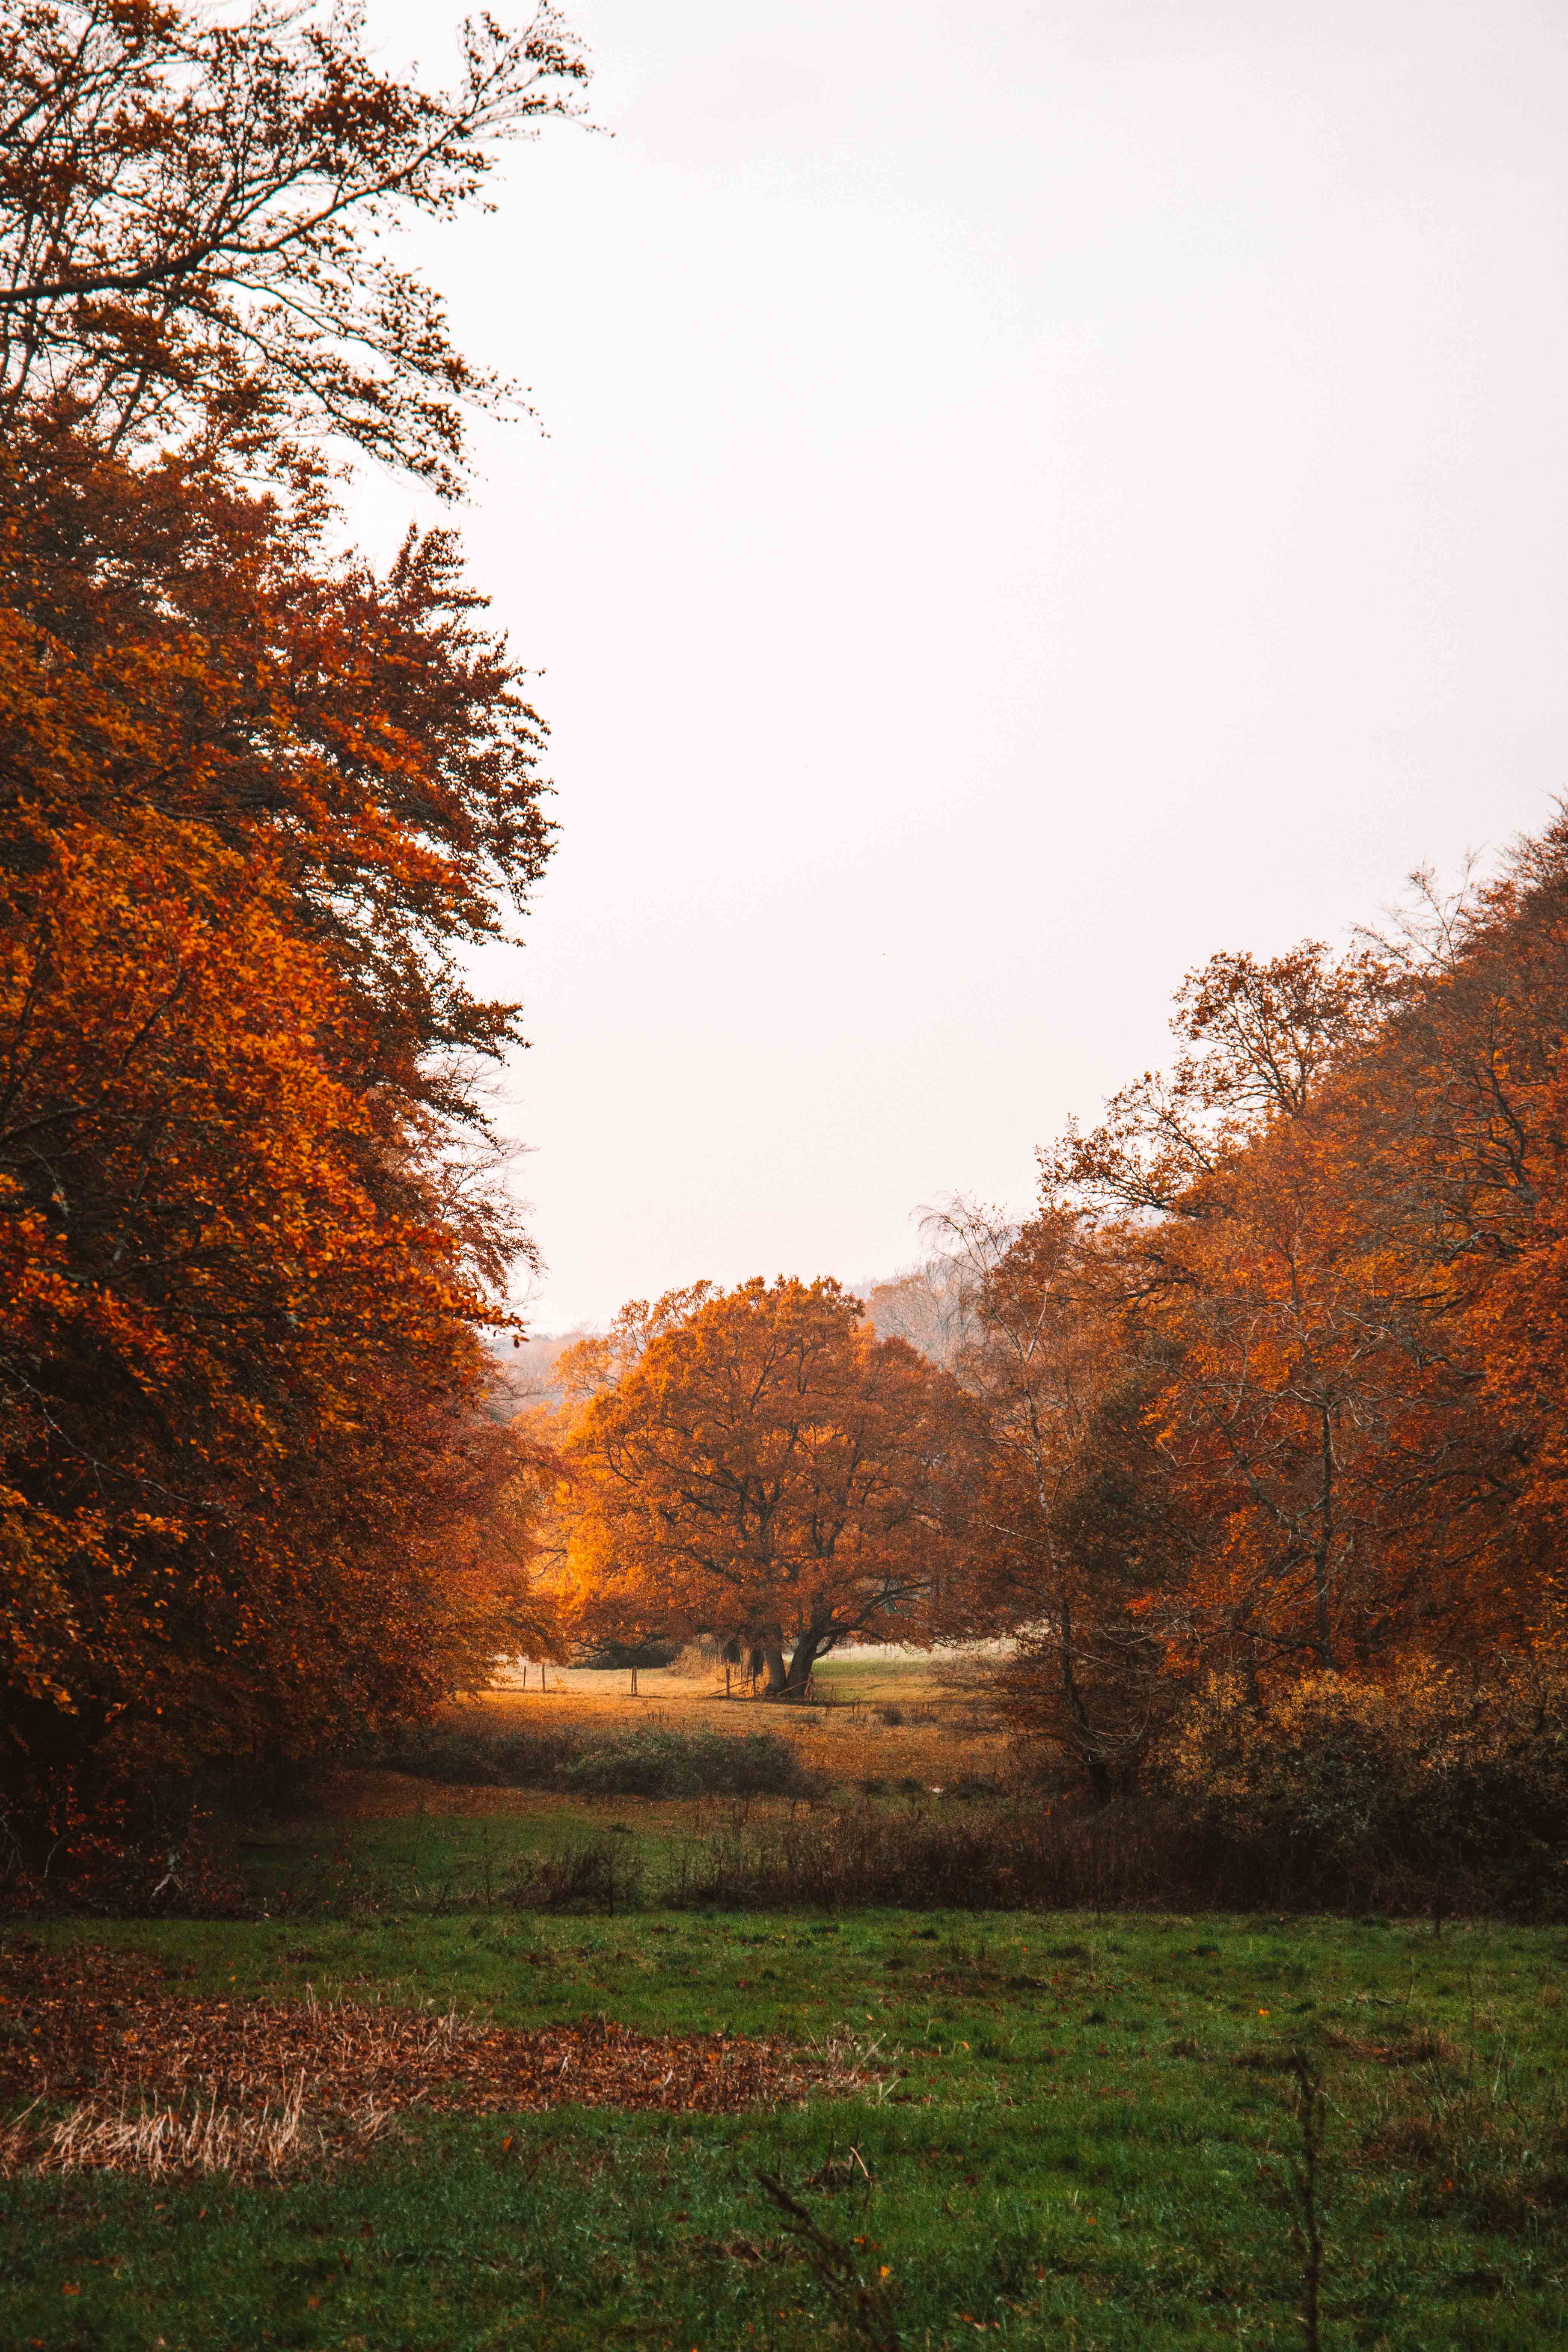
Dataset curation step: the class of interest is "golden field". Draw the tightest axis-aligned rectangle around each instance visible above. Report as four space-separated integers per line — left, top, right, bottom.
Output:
458 1648 1009 1793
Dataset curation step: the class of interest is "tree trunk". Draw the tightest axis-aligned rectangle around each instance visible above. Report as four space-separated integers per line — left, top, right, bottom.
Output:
782 1624 834 1699
760 1638 789 1696
1313 1404 1335 1669
1058 1586 1109 1804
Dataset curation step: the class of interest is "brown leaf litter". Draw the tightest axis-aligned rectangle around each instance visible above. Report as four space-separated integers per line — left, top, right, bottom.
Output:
0 1940 878 2179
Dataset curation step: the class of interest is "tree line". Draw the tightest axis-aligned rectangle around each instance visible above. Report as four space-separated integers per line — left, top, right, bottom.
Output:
0 0 585 1868
545 832 1568 1791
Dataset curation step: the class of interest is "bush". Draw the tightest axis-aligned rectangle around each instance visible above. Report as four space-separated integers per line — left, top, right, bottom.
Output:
383 1722 824 1802
501 1839 643 1914
1158 1657 1568 1915
660 1799 1222 1912
383 1723 587 1788
557 1729 823 1800
574 1638 681 1670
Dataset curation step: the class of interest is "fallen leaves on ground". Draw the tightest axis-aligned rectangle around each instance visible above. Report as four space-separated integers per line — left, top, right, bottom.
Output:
0 1941 877 2179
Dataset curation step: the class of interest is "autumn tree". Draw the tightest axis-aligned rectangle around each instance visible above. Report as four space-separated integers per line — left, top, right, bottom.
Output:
1053 945 1485 1684
1045 919 1553 1701
906 828 1568 1798
0 2 585 1848
919 1199 1186 1794
0 0 588 490
564 1279 982 1697
0 451 573 1818
1343 832 1568 1633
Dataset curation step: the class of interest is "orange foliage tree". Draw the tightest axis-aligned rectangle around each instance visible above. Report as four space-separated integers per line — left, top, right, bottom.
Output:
0 2 585 1850
563 1279 983 1697
2 813 553 1776
1346 834 1568 1633
1055 945 1457 1679
924 1198 1187 1794
1012 873 1568 1734
0 438 565 1824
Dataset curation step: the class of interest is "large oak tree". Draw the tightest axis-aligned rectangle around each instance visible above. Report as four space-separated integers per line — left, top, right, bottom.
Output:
564 1278 981 1697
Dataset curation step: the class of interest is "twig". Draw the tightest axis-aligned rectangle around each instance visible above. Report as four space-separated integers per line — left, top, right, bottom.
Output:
755 2172 902 2351
1284 2047 1328 2352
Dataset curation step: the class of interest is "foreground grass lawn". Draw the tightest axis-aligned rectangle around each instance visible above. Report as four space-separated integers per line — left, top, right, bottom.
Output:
6 1853 1568 2352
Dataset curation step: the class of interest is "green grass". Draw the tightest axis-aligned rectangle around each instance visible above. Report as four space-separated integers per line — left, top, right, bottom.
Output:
231 1802 665 1914
5 1814 1568 2347
811 1653 946 1703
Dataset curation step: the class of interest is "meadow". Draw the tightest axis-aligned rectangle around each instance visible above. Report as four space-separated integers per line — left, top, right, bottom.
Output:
3 1678 1567 2350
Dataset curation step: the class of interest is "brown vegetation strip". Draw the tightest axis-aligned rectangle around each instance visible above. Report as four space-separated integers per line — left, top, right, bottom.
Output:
0 1942 875 2176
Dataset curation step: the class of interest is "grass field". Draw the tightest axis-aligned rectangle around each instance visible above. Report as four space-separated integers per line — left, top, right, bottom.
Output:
4 1704 1568 2350
454 1656 1010 1798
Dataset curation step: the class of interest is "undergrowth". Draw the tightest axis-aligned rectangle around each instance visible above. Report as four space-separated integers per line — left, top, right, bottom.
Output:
267 1798 1568 1923
384 1722 825 1802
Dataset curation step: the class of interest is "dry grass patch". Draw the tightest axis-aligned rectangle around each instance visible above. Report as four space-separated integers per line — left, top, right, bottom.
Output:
1325 2024 1464 2065
0 1940 881 2179
0 2076 397 2181
453 1688 1012 1793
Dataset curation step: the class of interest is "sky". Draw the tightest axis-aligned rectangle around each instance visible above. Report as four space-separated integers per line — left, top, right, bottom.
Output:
356 0 1568 1332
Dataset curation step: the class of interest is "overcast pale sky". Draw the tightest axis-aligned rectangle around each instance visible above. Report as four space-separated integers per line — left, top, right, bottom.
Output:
358 0 1568 1332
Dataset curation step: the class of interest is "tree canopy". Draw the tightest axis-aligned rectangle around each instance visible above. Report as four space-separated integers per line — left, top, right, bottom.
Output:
563 1278 980 1697
0 2 582 1863
0 0 588 490
956 822 1568 1785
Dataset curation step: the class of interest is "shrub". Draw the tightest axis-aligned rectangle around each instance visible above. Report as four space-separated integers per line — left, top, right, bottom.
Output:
1158 1656 1568 1914
501 1839 643 1914
383 1722 823 1802
557 1729 823 1801
660 1799 1221 1912
574 1638 681 1670
384 1723 588 1788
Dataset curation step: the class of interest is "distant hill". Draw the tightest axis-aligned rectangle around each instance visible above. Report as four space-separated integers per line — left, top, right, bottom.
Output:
482 1267 965 1425
483 1328 597 1419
